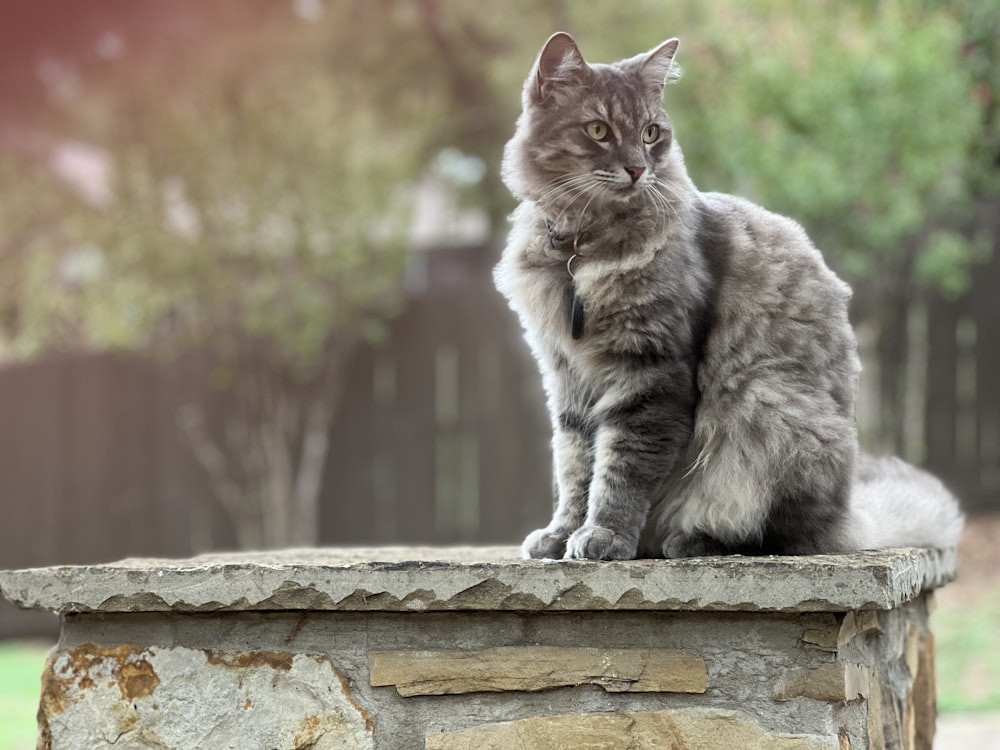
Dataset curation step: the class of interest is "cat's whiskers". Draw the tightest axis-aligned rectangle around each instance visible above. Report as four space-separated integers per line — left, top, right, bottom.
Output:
537 171 690 250
550 186 597 229
660 178 709 219
538 175 595 211
540 172 598 197
545 177 603 234
643 183 672 230
570 183 608 240
654 178 684 209
654 178 690 226
641 183 672 232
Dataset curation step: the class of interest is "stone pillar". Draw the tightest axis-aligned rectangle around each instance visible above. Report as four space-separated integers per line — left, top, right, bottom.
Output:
0 547 956 750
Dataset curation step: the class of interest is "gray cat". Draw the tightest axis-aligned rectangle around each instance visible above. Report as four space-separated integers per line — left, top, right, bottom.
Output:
494 32 964 560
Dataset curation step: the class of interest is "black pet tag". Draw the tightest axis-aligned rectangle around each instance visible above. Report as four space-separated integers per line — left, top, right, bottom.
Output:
570 287 585 340
566 249 585 340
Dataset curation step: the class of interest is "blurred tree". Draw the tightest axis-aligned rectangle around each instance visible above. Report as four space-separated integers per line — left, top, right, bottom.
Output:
1 2 420 548
951 0 1000 195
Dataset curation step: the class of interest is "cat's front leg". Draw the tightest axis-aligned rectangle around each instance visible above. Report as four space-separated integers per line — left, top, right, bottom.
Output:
565 389 692 561
522 421 593 559
564 424 647 560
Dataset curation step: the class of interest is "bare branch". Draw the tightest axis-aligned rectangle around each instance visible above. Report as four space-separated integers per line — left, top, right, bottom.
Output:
177 403 259 547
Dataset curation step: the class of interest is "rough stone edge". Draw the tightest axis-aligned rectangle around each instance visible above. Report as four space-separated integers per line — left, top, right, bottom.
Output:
0 546 957 615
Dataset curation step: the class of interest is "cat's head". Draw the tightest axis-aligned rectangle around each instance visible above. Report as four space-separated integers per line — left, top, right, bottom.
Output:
502 32 683 218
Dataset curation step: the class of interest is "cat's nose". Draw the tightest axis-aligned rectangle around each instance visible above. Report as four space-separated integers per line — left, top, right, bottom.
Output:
624 166 645 183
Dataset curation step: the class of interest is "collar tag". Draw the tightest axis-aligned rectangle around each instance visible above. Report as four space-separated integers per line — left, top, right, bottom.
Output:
570 287 585 340
546 220 586 339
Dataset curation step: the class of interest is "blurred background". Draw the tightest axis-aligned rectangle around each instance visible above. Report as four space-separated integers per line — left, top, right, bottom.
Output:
0 0 997 745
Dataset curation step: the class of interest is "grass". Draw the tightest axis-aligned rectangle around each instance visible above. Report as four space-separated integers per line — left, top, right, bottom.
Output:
934 597 1000 713
0 599 994 747
0 640 50 750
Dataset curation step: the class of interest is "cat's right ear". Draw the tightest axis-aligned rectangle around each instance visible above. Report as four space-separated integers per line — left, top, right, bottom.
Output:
641 38 682 93
530 32 588 103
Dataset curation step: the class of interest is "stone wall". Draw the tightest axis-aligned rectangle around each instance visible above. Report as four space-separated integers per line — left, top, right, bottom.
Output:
0 547 955 750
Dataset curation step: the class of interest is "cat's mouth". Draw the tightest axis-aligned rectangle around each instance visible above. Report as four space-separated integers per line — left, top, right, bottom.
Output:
610 173 654 196
608 182 647 203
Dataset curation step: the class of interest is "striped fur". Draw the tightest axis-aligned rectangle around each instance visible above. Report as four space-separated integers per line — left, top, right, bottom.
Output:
495 33 964 559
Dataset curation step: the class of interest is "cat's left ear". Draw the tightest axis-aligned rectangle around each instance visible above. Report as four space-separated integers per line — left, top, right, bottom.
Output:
641 38 681 93
530 32 590 103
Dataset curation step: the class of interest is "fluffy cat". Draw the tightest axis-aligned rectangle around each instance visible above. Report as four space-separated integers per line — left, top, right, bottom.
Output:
494 32 964 560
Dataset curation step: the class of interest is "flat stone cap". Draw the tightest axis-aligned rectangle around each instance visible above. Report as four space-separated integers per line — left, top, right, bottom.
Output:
0 546 956 615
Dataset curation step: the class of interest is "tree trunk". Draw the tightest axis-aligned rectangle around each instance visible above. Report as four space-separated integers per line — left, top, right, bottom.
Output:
291 400 331 546
876 240 919 456
260 398 294 549
178 335 358 550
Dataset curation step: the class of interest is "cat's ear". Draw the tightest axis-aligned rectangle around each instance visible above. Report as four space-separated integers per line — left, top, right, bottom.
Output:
641 38 681 93
530 32 589 103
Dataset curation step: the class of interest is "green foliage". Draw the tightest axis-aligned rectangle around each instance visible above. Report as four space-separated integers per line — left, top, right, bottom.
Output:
656 2 983 293
0 641 50 750
2 3 417 379
918 229 993 299
935 597 1000 712
946 0 1000 194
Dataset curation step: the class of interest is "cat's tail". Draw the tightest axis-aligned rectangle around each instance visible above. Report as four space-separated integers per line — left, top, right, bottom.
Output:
844 454 964 550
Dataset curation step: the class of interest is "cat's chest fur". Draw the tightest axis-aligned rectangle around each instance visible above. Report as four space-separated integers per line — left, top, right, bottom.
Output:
495 203 703 385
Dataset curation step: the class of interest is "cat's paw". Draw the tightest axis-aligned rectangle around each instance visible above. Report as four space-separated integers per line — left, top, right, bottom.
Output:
564 525 638 560
522 526 572 559
661 530 719 558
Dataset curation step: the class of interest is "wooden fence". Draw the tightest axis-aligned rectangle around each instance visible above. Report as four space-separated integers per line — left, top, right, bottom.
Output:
1 241 998 637
924 243 1000 513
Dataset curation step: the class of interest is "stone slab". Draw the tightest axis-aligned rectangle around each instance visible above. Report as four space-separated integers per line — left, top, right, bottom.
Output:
423 707 841 750
773 662 872 702
0 545 956 615
369 646 708 695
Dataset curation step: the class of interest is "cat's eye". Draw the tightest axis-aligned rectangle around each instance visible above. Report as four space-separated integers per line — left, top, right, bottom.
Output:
585 121 610 142
642 124 661 144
